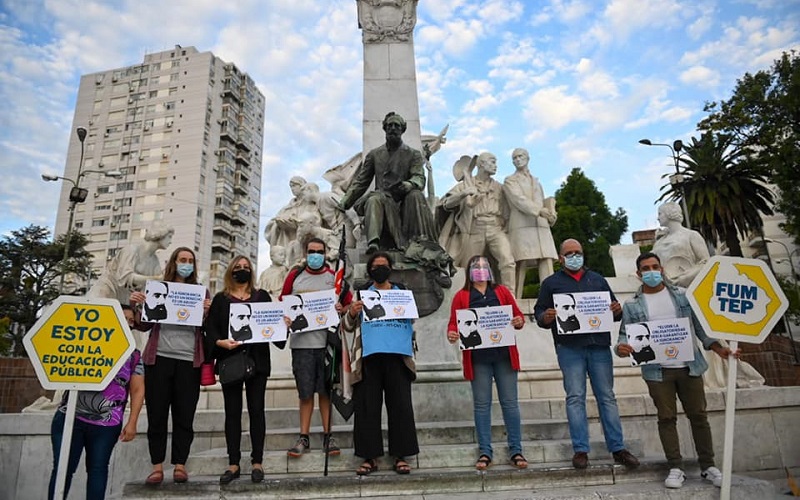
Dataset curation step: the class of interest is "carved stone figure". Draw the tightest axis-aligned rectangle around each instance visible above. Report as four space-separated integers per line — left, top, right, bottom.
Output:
87 222 174 303
438 152 516 290
264 176 308 249
651 202 764 389
356 0 418 44
502 147 558 293
258 245 289 297
652 202 710 287
338 112 438 254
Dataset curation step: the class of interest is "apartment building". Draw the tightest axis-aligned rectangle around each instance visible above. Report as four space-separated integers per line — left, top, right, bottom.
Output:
53 45 264 293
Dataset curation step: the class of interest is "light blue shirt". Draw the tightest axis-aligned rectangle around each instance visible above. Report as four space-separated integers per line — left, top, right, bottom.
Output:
361 285 414 357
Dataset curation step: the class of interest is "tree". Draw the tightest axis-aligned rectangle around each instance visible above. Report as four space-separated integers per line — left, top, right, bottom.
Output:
657 132 774 257
550 168 628 277
699 51 800 244
0 225 94 356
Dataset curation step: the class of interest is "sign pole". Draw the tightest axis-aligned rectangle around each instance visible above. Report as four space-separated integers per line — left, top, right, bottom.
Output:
54 389 78 500
720 340 739 500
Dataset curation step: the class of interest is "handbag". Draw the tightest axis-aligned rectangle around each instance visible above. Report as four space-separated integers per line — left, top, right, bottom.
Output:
218 349 255 385
199 361 216 386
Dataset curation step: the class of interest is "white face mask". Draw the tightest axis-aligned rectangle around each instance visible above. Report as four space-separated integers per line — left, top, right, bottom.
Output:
564 254 583 271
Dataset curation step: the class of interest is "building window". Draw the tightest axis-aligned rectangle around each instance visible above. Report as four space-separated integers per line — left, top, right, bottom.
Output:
92 218 108 227
110 230 129 241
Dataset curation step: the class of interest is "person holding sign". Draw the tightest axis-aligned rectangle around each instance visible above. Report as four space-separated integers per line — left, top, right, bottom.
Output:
447 255 527 470
534 239 639 470
205 255 286 484
280 237 352 459
47 304 144 500
130 246 211 485
616 252 737 489
343 252 418 476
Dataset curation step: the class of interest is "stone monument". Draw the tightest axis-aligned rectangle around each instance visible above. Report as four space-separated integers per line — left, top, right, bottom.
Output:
503 147 558 295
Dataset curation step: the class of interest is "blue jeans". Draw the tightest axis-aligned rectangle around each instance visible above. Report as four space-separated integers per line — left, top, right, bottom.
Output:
470 358 522 459
48 410 122 500
556 344 625 454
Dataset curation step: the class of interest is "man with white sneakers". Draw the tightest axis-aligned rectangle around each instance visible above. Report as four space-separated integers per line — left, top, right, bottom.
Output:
615 252 737 489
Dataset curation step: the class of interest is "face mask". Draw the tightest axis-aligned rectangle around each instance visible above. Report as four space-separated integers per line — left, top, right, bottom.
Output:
368 265 391 284
564 254 584 271
176 263 194 278
306 253 325 270
641 270 663 288
470 268 492 282
232 269 251 284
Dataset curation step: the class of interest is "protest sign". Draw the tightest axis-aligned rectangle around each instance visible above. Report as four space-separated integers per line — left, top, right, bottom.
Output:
359 289 419 322
456 305 515 350
283 289 340 334
553 291 613 335
141 280 205 326
627 317 694 366
228 301 288 344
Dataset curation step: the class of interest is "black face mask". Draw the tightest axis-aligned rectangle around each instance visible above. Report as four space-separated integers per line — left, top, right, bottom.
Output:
232 269 252 284
368 265 391 284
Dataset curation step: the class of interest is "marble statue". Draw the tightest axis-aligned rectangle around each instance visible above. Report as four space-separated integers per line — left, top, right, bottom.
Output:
258 245 289 297
438 152 516 290
652 202 710 287
87 222 174 303
337 112 438 254
651 202 764 389
502 147 558 294
264 176 308 249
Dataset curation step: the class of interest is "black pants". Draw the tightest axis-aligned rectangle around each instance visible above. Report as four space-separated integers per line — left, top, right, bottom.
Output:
221 371 269 465
144 356 200 465
353 354 419 460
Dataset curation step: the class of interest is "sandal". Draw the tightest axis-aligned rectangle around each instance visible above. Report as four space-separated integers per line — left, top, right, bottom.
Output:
145 470 164 485
475 455 492 471
393 458 411 475
356 459 378 476
173 466 188 483
510 453 528 469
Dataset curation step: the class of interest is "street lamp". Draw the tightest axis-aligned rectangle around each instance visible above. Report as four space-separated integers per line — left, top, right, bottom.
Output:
760 237 800 297
43 127 122 294
639 138 691 229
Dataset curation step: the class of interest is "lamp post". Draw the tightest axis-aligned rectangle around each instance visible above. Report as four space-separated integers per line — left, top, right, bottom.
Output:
639 138 691 229
43 127 122 294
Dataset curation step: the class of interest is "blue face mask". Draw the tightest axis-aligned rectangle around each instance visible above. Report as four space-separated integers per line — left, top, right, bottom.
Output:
641 270 663 288
306 252 325 270
176 263 194 278
564 254 584 272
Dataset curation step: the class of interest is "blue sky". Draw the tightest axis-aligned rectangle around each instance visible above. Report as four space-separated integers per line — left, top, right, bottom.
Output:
1 0 798 271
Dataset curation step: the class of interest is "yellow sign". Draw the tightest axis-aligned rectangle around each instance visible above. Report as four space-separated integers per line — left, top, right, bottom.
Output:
686 256 789 344
23 296 135 390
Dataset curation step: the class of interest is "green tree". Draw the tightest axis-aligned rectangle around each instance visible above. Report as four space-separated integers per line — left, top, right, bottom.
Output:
699 51 800 243
0 225 94 356
657 132 774 257
550 168 628 277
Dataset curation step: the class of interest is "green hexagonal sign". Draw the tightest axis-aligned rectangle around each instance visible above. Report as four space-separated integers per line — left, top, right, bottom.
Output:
23 296 135 391
686 256 789 344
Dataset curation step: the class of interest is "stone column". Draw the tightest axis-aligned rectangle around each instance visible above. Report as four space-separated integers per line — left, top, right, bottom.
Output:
357 0 422 152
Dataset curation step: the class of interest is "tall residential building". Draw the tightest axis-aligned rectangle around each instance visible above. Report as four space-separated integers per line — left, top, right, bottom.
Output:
54 45 264 293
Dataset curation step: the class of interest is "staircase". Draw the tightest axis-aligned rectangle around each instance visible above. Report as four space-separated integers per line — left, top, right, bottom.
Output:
118 367 779 499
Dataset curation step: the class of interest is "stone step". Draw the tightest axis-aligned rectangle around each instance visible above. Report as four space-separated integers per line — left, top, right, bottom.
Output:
203 418 572 453
182 438 644 476
121 461 777 499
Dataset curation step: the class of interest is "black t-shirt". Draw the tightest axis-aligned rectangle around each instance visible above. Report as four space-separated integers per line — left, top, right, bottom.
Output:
468 285 510 365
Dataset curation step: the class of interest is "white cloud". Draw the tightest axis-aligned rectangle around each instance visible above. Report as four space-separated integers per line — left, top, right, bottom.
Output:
679 65 720 88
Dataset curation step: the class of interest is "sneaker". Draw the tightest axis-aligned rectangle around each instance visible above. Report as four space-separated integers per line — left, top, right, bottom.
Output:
664 468 685 489
612 449 640 469
323 434 340 456
701 466 723 487
287 435 310 457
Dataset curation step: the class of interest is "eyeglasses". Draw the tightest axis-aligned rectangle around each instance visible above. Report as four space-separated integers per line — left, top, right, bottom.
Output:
563 252 583 258
307 249 325 255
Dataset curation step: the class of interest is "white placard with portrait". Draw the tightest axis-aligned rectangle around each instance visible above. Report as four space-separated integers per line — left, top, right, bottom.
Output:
282 289 340 334
627 317 694 366
141 280 205 326
229 301 287 344
553 291 614 335
358 289 419 322
456 305 515 351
